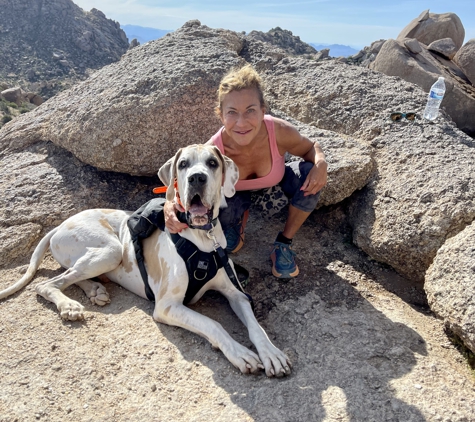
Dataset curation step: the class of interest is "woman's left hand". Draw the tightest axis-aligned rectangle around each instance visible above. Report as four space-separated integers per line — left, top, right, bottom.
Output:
300 160 328 196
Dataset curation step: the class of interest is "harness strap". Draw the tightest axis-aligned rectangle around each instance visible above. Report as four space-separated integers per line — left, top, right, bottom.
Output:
214 245 255 311
138 253 156 302
170 233 222 304
170 233 254 310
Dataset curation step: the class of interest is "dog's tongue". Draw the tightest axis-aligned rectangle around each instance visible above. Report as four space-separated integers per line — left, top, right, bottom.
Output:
189 203 208 216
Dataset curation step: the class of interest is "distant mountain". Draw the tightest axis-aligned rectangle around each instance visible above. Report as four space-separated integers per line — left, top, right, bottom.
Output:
310 43 359 58
122 25 172 44
0 0 129 98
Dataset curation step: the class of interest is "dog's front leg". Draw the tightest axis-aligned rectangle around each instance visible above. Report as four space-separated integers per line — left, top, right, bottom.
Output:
221 286 292 377
153 301 265 374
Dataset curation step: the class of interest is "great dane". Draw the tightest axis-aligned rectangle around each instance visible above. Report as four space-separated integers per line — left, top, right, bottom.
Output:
0 144 291 377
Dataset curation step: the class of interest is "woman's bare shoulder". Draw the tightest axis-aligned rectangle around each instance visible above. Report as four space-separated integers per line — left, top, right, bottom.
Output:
271 116 302 143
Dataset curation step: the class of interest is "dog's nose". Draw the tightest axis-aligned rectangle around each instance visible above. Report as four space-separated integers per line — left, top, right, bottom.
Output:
188 172 207 187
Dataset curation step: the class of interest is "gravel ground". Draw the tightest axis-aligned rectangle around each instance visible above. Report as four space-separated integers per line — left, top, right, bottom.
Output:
1 204 474 422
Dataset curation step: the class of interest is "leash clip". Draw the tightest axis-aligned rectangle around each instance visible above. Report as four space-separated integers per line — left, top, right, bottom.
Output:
206 227 221 251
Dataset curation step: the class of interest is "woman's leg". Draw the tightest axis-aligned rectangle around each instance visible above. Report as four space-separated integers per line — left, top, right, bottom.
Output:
219 191 252 253
271 160 322 278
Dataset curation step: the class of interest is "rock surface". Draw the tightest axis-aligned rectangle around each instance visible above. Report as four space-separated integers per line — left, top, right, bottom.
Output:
347 39 386 66
349 118 475 282
257 57 426 142
425 222 475 352
1 194 475 421
272 109 375 208
0 141 157 264
427 37 458 60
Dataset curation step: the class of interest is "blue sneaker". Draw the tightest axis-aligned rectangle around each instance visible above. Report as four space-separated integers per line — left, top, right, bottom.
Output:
224 221 245 253
270 241 299 278
224 210 249 254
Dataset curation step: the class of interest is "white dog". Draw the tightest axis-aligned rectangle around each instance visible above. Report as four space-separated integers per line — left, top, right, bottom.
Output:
0 144 291 377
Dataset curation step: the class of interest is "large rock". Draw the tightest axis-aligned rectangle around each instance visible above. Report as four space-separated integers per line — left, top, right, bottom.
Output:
253 58 428 141
370 38 475 136
427 38 458 60
349 119 475 281
1 87 26 105
0 20 245 175
454 39 475 85
425 222 475 353
0 141 157 265
397 10 465 50
271 110 375 208
245 27 317 56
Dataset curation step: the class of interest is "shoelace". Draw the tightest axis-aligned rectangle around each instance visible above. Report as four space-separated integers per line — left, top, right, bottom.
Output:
276 244 296 262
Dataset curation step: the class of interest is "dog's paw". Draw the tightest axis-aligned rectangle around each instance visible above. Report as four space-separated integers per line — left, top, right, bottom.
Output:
79 281 110 306
89 284 110 306
226 343 264 375
58 300 85 321
259 344 292 378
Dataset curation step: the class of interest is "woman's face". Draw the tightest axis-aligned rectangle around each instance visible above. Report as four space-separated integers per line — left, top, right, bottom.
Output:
220 88 265 147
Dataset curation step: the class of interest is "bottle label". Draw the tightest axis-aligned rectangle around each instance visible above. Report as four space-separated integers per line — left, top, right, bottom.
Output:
429 90 444 100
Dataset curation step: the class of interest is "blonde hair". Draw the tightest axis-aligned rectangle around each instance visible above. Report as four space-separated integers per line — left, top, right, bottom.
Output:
215 64 267 117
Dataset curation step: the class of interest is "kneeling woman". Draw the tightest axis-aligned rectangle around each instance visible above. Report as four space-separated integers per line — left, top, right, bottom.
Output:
165 65 327 279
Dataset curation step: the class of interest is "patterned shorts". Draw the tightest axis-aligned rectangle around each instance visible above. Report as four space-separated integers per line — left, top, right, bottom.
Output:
219 160 321 230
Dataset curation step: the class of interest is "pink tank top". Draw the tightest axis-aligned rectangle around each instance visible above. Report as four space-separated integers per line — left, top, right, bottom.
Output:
209 115 285 191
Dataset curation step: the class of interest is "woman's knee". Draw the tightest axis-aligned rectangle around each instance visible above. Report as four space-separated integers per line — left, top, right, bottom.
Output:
219 191 252 230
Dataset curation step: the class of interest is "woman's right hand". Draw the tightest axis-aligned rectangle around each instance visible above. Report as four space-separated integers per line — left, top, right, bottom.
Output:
164 200 188 234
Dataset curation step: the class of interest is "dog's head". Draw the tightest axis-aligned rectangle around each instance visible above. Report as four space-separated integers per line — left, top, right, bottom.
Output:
158 145 239 228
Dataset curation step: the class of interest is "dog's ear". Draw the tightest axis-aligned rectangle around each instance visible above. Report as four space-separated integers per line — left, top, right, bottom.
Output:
211 146 239 198
158 149 182 202
222 155 239 198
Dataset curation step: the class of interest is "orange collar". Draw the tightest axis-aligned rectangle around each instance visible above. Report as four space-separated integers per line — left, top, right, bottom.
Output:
153 180 185 210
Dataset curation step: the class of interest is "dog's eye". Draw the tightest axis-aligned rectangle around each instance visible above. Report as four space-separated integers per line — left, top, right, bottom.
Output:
208 159 218 168
178 160 188 169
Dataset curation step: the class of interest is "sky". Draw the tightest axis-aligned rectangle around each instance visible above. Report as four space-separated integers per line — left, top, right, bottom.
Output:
72 0 475 49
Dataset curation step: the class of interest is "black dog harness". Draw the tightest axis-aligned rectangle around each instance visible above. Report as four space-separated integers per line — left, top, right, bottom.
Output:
127 198 253 307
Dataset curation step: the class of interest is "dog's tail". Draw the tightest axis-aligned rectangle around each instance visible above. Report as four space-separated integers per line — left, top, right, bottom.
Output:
0 227 58 300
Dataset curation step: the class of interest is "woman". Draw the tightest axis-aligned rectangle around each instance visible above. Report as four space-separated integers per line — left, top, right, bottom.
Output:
165 65 327 278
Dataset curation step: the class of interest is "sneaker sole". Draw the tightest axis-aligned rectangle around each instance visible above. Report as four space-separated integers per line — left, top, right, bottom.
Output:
271 266 299 278
270 252 299 278
228 235 244 254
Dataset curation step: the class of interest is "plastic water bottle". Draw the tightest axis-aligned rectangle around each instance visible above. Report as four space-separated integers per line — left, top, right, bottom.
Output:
423 77 446 121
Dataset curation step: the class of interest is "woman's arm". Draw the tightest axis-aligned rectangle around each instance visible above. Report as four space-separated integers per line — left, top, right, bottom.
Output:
274 117 328 196
164 200 188 233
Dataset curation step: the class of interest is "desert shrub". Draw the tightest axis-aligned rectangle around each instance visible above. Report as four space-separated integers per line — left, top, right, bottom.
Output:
0 100 9 113
1 115 12 124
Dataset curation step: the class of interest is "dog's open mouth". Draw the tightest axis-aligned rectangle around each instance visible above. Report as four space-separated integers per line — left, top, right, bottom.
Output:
186 194 213 227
